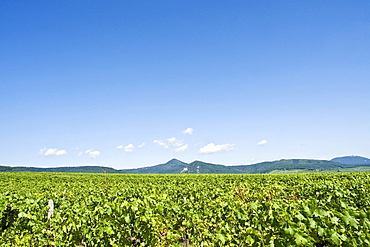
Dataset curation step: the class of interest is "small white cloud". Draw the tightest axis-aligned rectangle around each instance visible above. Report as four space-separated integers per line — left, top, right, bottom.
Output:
182 128 194 135
85 150 101 159
44 149 55 156
153 140 168 148
40 148 67 157
39 147 47 155
167 137 176 144
88 151 100 158
168 137 183 147
154 138 183 148
78 152 83 157
174 144 188 153
123 144 135 152
118 143 144 151
199 143 235 154
48 149 67 156
257 140 268 146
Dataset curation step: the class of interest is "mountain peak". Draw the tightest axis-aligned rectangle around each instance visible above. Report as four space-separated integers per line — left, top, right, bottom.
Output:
167 158 180 162
165 158 187 165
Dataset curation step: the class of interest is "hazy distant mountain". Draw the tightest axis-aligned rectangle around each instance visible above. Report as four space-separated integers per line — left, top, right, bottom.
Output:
123 158 188 174
330 155 370 165
231 159 347 173
122 159 249 174
122 158 359 174
2 155 370 174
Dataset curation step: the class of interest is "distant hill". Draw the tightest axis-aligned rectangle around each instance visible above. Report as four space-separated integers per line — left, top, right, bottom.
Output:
0 165 125 173
231 159 348 174
123 158 189 174
2 155 370 174
122 158 362 174
122 159 247 174
330 155 370 165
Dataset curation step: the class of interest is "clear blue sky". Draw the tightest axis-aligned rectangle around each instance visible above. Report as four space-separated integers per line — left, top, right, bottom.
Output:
1 1 370 168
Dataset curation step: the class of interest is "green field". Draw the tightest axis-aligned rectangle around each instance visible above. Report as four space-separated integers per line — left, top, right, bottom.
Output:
1 172 370 246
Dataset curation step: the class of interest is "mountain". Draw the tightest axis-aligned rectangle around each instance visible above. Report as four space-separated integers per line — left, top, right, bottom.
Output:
0 165 125 173
122 158 356 174
121 159 245 174
123 158 188 174
186 161 242 174
2 155 370 174
330 155 370 165
233 159 348 174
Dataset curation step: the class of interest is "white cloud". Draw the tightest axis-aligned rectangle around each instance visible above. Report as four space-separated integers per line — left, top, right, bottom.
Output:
154 138 183 148
199 143 235 154
85 150 101 159
123 144 135 152
167 137 176 144
39 148 67 157
182 128 194 135
88 151 100 159
257 140 268 146
117 143 144 151
174 140 183 147
153 140 168 148
174 144 188 153
39 147 46 155
48 149 67 156
168 137 183 146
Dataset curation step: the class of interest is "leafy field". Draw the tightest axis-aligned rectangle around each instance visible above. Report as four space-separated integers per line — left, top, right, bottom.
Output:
1 172 370 246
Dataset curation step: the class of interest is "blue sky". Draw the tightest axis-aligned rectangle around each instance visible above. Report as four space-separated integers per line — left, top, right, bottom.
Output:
1 1 370 168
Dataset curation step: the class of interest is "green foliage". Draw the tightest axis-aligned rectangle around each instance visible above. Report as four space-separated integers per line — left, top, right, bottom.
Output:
1 172 370 246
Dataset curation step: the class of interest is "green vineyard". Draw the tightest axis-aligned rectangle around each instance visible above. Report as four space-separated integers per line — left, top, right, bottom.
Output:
1 172 370 246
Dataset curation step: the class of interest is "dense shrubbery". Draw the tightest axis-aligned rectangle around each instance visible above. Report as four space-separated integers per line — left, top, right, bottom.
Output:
1 173 370 246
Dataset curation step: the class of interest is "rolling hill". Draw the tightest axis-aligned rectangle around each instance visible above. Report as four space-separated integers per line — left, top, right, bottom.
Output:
330 155 370 165
121 156 370 174
2 155 370 174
